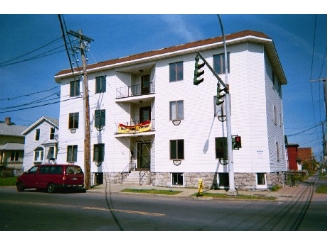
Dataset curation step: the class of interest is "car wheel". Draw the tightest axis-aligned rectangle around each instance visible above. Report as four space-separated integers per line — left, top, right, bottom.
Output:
47 183 56 193
16 182 25 192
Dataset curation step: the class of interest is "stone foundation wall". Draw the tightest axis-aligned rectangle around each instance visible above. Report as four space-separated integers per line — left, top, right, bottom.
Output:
234 173 256 190
102 172 126 184
151 171 286 191
101 171 286 191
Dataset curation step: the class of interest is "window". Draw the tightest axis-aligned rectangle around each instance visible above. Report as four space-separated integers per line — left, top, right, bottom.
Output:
95 109 106 128
170 139 184 160
34 147 44 162
40 166 62 174
94 143 105 162
28 166 38 174
96 76 106 93
67 145 78 162
169 61 183 82
213 53 230 74
35 129 40 141
215 137 228 160
257 173 266 185
47 147 55 160
172 173 183 185
276 142 280 161
66 166 83 174
218 173 229 187
271 71 275 86
69 112 79 129
70 80 80 97
273 106 277 125
10 151 19 161
169 100 184 120
50 127 55 140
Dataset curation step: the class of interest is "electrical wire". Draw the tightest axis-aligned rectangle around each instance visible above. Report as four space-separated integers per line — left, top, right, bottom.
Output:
0 37 63 67
286 122 323 137
0 86 59 101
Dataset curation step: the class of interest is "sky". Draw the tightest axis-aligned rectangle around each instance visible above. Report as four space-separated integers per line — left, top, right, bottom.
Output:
0 2 327 163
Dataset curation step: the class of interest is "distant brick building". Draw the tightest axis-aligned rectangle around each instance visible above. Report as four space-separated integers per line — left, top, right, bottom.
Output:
286 144 300 171
298 148 313 162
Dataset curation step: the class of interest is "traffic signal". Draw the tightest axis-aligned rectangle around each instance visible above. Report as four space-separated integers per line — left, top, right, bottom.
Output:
233 136 242 149
193 55 205 85
216 84 226 105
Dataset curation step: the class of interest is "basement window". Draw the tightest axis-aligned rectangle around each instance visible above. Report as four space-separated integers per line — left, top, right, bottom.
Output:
172 173 183 186
256 173 267 189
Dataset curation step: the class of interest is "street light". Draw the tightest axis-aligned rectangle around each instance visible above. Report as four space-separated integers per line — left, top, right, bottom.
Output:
217 14 237 195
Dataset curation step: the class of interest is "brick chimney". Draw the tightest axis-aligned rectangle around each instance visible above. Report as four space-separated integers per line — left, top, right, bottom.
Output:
5 117 11 125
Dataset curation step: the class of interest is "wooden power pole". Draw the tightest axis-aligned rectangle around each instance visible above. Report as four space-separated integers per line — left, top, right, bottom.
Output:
67 30 94 190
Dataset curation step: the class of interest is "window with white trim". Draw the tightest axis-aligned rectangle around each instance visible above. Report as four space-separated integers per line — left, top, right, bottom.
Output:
213 53 230 74
93 143 105 162
169 100 184 120
169 61 183 82
257 173 266 186
170 139 184 160
67 145 78 162
34 147 43 162
96 76 106 93
70 80 80 97
35 129 40 141
172 173 183 186
69 112 79 129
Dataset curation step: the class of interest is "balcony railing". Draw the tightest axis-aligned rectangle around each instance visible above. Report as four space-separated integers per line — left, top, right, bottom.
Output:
116 82 155 99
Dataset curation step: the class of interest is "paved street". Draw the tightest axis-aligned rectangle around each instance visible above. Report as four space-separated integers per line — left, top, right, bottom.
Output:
0 174 326 231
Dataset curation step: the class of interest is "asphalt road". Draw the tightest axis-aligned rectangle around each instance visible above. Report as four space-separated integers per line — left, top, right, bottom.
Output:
0 184 326 231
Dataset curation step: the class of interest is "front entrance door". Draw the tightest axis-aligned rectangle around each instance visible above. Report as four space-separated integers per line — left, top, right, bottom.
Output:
137 142 151 170
141 75 150 95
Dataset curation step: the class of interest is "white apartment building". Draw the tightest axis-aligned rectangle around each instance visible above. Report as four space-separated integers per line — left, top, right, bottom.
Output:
54 30 287 190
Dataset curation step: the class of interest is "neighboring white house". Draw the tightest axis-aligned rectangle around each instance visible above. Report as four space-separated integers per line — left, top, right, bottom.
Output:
54 30 287 190
21 116 59 171
0 117 27 176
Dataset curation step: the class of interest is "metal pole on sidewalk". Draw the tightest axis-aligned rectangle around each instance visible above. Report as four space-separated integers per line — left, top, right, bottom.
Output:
217 15 237 195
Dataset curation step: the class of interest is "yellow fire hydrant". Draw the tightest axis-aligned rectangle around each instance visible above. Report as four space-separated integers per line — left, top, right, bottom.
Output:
198 178 203 196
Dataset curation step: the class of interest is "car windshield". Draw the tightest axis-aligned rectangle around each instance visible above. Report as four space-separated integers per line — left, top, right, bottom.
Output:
66 166 83 174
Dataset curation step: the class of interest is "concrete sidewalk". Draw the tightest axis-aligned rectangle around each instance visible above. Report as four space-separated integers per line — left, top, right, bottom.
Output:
86 179 326 202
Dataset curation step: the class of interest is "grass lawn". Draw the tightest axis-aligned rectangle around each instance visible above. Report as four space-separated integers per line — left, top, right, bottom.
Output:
316 185 327 194
0 177 17 186
194 193 276 200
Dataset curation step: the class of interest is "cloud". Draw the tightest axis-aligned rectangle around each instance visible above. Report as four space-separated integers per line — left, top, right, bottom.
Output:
160 15 203 42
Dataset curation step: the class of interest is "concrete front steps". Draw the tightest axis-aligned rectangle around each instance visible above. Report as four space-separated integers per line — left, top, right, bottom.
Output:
123 170 151 185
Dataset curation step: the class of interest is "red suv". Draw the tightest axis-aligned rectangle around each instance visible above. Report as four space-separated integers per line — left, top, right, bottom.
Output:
16 164 84 193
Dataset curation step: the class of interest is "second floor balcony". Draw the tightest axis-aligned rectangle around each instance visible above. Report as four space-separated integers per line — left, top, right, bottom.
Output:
116 81 155 99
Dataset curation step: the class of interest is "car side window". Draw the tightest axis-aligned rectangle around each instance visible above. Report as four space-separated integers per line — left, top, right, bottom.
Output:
29 166 38 173
66 166 82 174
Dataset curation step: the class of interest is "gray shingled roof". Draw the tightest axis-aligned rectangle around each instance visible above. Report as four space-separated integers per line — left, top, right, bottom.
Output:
0 123 27 137
0 143 25 150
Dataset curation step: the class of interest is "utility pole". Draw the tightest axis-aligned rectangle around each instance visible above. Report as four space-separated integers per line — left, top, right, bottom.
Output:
311 78 327 171
67 30 94 190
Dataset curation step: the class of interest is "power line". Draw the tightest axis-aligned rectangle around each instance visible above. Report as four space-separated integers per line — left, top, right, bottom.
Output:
286 122 323 137
0 92 60 111
0 37 62 66
0 86 59 101
0 96 79 114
